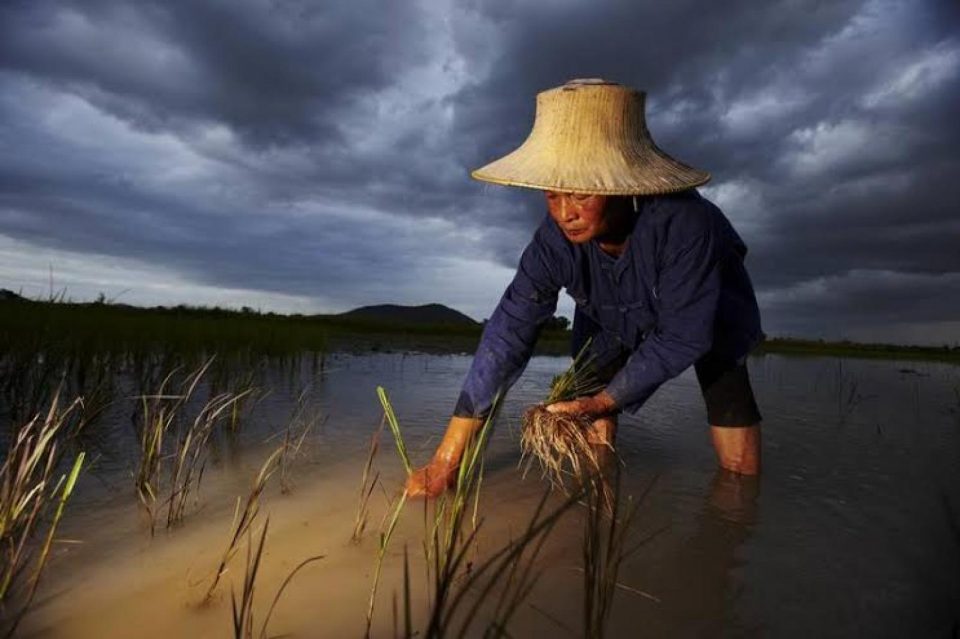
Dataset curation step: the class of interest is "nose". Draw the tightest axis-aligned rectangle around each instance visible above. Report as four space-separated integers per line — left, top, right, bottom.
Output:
559 195 575 222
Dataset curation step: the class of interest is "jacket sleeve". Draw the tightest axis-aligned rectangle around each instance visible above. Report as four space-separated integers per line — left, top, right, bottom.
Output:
603 220 723 413
454 219 566 418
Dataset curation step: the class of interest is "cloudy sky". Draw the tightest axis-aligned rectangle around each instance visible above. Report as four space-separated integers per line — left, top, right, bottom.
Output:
1 0 958 345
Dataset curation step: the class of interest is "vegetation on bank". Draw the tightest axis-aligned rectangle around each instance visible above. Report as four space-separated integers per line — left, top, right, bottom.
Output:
756 336 960 363
1 297 957 366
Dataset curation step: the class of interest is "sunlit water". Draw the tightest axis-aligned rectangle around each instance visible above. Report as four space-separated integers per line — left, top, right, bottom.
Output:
17 353 960 638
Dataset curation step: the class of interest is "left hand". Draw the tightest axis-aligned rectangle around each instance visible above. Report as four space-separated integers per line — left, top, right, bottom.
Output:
545 390 617 417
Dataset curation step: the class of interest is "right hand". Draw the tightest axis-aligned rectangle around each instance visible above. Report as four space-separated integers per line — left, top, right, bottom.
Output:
405 458 458 498
404 415 483 499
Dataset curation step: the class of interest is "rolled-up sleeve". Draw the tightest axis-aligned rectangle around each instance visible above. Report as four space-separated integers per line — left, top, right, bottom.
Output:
454 221 565 418
604 227 723 413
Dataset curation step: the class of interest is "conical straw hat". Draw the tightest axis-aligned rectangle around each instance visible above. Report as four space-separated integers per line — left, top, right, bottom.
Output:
471 78 710 195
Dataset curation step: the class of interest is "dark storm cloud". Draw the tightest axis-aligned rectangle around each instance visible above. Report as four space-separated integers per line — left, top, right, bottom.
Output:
445 0 960 340
0 0 426 146
0 0 957 341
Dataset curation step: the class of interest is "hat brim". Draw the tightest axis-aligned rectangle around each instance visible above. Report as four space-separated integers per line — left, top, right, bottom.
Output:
471 145 710 196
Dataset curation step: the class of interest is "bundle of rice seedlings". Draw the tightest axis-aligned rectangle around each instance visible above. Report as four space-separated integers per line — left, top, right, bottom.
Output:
520 339 609 489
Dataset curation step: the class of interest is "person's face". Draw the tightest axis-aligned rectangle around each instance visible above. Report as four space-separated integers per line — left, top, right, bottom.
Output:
545 191 610 244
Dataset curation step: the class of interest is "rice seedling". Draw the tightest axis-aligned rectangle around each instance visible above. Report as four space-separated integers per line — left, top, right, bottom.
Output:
520 339 608 489
367 385 587 637
364 385 425 636
228 517 324 639
202 447 283 604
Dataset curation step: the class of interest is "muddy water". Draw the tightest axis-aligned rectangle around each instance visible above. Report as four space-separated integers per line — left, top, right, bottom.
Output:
18 353 960 638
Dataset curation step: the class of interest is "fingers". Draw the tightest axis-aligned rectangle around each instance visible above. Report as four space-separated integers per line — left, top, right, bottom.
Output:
404 463 455 499
404 476 426 498
545 399 581 414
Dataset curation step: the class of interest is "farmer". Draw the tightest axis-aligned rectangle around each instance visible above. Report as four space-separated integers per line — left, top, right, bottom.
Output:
406 78 764 498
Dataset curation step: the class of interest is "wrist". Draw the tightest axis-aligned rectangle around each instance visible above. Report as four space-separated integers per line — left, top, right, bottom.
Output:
591 390 618 415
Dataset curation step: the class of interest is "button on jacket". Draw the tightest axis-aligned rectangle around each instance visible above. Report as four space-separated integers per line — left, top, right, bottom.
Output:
455 189 764 418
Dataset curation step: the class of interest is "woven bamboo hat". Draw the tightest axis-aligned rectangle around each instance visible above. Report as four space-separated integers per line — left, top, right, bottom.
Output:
471 78 710 195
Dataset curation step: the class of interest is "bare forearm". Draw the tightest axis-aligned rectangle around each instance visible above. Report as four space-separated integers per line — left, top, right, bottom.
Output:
406 415 485 498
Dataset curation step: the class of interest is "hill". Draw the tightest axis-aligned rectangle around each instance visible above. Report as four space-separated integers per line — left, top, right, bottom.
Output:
336 303 479 326
0 288 27 302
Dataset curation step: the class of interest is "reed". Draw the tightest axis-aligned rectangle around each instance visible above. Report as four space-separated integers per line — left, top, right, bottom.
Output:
135 357 255 533
5 452 85 638
270 389 322 495
0 392 82 601
230 520 268 639
365 487 408 637
351 416 384 543
0 392 86 637
520 340 607 488
166 389 251 528
203 447 283 604
135 360 212 527
227 517 324 639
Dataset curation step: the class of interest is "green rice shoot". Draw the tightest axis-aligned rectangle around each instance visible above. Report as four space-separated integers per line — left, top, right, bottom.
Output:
520 338 610 489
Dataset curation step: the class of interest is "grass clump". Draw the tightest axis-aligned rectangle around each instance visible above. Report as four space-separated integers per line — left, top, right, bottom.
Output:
521 340 608 489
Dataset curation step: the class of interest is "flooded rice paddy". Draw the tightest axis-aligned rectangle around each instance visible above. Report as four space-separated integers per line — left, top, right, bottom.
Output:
11 352 960 638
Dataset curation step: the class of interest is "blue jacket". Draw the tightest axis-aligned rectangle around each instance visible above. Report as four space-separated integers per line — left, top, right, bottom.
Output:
454 189 763 417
